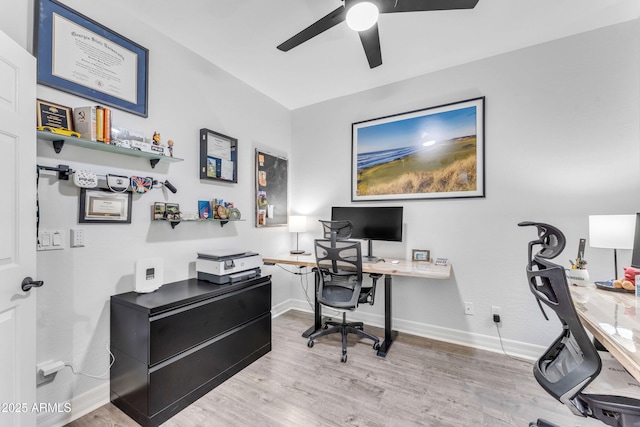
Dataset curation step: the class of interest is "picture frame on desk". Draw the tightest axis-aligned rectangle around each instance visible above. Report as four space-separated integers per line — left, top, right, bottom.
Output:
351 97 485 201
34 0 149 117
412 249 431 262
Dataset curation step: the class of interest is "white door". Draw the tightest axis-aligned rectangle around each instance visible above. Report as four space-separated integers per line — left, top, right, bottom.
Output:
0 30 37 427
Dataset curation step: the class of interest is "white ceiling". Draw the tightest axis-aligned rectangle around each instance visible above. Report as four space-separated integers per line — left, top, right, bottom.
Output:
109 0 640 110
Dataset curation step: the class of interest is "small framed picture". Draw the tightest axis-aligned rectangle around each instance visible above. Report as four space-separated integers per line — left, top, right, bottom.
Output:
412 249 431 262
153 202 165 220
165 203 180 221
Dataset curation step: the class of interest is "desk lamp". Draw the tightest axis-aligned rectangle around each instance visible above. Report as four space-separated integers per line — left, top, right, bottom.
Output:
289 215 307 254
589 214 635 279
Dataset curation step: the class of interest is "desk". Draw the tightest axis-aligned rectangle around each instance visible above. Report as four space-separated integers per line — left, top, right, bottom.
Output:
569 285 640 382
263 254 451 357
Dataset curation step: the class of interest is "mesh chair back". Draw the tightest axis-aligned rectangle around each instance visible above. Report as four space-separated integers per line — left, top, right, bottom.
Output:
319 220 352 243
314 238 363 310
520 222 601 414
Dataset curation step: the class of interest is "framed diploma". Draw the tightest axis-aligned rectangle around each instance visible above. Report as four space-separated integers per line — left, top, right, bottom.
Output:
199 128 238 183
34 0 149 117
36 99 74 129
79 188 132 224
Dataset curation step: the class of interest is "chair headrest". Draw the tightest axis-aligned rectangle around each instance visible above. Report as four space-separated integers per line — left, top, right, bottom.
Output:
319 220 352 240
518 221 566 262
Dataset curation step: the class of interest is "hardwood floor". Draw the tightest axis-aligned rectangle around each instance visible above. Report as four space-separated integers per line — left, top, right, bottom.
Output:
68 310 602 427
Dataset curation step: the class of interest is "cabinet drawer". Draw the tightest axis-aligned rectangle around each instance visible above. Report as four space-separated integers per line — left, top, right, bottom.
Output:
148 313 271 416
149 281 270 365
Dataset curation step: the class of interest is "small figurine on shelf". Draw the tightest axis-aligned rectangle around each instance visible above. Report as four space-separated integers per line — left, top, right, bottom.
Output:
152 131 161 145
167 139 174 157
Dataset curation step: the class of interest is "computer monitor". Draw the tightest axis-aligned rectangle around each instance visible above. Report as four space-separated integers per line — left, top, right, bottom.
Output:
630 213 640 268
331 206 403 262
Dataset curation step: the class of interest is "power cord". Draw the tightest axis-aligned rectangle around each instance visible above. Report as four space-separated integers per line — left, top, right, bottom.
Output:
64 345 115 380
493 320 533 364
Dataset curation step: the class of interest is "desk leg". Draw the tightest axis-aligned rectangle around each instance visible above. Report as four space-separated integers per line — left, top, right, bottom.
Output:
377 274 397 357
302 269 322 338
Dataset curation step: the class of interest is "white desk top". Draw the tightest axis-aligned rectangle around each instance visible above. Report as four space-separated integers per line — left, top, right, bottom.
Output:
262 254 451 280
570 285 640 382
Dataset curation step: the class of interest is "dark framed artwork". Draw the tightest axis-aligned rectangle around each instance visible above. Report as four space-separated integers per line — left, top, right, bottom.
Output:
199 128 238 183
255 149 288 227
34 0 149 117
79 188 132 223
352 97 485 201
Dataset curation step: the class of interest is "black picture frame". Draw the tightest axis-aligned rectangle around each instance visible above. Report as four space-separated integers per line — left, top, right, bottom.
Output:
34 0 149 117
352 97 485 201
199 128 238 183
79 188 132 224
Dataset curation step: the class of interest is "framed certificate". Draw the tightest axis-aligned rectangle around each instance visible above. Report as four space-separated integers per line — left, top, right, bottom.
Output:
199 128 238 183
79 188 132 224
34 0 149 117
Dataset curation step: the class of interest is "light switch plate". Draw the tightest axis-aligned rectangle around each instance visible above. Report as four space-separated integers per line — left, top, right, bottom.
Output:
37 230 64 251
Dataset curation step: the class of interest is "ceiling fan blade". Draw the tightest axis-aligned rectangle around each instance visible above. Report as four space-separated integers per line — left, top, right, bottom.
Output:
378 0 479 14
358 24 382 69
277 6 346 52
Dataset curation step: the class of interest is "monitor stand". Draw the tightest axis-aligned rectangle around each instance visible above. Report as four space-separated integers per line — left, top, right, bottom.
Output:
362 240 381 263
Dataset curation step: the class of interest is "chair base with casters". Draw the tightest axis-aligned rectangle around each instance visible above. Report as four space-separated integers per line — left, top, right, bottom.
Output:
307 311 380 363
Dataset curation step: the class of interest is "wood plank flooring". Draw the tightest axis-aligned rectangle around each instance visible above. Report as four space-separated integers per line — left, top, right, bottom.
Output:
67 310 602 427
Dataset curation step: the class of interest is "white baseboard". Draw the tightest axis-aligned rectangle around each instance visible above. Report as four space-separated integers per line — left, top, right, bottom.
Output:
275 298 544 361
37 382 109 427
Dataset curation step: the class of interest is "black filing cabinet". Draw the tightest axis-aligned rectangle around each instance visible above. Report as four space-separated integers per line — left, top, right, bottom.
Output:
110 275 272 427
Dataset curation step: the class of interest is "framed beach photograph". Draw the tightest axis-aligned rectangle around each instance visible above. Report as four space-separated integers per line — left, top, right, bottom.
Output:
352 97 485 201
79 188 132 224
34 0 149 117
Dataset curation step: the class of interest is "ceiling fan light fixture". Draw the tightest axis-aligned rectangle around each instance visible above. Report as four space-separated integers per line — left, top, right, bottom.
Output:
346 2 379 32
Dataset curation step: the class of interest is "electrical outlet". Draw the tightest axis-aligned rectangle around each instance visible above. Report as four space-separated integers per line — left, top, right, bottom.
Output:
70 228 85 247
492 306 501 323
464 302 474 315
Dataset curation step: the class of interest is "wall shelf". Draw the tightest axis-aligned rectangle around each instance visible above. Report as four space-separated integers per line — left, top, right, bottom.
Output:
154 218 245 229
37 130 184 168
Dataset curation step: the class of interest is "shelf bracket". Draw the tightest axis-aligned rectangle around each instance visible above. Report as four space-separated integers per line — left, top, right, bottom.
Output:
170 221 180 229
52 140 64 154
220 220 229 227
149 159 160 169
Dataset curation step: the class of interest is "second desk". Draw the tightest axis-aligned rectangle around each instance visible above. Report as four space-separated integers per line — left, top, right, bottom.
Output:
263 254 451 357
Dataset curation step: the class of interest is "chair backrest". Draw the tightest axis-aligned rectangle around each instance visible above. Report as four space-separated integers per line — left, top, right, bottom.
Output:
319 220 352 244
314 238 363 310
519 221 601 416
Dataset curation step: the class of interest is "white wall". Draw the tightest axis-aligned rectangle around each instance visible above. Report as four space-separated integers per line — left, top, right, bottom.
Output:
2 1 293 424
290 19 640 353
2 1 639 424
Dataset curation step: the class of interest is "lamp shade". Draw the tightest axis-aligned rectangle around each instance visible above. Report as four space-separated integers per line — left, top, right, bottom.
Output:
346 2 379 32
588 215 635 249
289 215 308 233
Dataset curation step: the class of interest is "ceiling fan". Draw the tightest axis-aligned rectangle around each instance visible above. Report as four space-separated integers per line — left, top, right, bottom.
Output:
277 0 480 69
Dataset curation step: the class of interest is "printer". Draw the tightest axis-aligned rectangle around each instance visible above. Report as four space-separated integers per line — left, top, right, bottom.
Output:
196 250 262 284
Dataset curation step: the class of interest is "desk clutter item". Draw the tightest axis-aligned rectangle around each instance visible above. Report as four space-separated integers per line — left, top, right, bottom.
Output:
435 258 449 266
595 281 633 293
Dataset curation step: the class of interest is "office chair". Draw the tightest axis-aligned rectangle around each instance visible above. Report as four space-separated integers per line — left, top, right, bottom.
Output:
519 221 640 427
307 220 381 362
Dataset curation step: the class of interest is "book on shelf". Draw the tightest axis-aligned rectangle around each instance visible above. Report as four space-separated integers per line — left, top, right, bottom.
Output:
73 106 97 141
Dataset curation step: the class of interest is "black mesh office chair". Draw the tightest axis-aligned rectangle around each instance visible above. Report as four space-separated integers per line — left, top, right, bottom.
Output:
307 220 380 362
519 221 640 427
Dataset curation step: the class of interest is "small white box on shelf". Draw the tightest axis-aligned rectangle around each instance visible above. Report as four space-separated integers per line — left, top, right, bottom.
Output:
73 106 97 141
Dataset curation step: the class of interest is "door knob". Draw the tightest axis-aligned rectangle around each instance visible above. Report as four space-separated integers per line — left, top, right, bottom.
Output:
21 277 44 292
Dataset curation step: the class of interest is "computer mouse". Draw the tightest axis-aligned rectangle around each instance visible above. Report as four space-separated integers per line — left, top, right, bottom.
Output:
391 260 399 264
